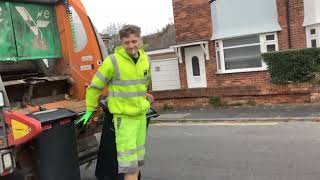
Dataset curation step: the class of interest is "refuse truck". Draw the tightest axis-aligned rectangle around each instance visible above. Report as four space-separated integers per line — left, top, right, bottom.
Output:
0 0 158 179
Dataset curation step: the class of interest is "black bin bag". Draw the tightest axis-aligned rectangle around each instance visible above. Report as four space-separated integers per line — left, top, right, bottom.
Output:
95 100 158 180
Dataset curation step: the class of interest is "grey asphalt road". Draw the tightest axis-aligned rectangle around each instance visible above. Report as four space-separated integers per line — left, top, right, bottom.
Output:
81 122 320 180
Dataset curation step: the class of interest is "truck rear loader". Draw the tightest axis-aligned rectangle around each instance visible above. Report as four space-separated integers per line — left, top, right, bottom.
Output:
0 0 109 178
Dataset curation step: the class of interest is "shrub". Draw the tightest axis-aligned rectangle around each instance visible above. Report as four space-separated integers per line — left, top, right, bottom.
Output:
209 96 222 107
262 48 320 84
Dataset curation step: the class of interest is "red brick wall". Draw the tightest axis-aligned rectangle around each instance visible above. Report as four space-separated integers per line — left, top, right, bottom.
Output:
178 48 188 89
288 0 306 48
277 0 306 49
153 97 209 110
162 0 311 109
205 42 218 88
172 0 212 43
277 0 291 49
153 93 310 110
152 83 315 110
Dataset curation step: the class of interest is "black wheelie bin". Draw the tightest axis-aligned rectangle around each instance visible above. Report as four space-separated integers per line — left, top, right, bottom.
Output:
29 108 81 180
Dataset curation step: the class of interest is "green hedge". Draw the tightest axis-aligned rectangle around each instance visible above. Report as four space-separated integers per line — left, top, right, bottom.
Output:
262 48 320 84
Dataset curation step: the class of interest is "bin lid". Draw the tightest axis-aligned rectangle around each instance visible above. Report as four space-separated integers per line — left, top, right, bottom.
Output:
147 108 159 119
28 108 77 124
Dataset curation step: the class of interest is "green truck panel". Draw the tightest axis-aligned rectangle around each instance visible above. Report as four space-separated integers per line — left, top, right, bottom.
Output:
0 2 61 61
0 2 17 61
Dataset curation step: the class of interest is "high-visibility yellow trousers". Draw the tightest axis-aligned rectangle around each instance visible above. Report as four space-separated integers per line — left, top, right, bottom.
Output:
113 114 147 174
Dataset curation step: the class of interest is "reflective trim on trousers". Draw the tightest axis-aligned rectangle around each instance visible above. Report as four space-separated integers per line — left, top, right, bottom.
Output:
117 145 145 157
118 166 139 174
118 160 138 168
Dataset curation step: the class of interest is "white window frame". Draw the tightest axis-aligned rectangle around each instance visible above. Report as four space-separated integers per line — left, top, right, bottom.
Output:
306 24 320 48
216 33 278 74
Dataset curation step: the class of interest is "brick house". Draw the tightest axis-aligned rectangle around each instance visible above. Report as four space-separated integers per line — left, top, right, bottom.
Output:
150 0 320 109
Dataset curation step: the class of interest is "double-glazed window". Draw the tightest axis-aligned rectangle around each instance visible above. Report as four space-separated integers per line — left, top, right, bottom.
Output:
303 0 320 48
306 25 320 48
216 33 278 73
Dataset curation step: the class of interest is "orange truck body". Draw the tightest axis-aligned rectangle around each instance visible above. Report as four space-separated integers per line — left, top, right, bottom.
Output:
55 0 102 100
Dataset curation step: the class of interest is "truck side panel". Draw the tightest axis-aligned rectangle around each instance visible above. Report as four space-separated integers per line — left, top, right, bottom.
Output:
0 2 17 61
55 0 103 100
10 2 61 60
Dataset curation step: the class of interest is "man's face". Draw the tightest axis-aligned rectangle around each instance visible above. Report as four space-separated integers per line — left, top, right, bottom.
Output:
121 34 141 57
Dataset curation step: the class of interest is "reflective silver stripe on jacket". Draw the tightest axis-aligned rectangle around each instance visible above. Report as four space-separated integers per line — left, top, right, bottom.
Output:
95 71 110 84
89 82 104 90
109 54 151 85
110 79 147 86
110 54 120 80
109 91 145 98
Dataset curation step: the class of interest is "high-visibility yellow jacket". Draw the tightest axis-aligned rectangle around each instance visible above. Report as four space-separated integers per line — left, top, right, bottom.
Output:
86 46 151 116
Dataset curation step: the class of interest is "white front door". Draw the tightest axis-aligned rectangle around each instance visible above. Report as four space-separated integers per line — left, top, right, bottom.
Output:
185 46 207 88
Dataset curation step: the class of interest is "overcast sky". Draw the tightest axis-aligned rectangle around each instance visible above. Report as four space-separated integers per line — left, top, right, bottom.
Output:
81 0 174 35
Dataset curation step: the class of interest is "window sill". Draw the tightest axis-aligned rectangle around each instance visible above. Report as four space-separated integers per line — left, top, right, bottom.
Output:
216 68 268 74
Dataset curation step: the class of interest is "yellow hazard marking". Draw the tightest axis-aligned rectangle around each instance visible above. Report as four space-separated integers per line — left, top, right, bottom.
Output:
11 119 31 140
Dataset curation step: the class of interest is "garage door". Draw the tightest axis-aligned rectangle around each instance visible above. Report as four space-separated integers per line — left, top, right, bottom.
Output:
151 58 181 91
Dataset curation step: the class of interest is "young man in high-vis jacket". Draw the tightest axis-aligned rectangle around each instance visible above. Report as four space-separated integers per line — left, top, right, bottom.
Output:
77 25 151 180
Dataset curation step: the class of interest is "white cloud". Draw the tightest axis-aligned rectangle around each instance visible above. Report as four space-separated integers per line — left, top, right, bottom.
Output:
81 0 174 35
